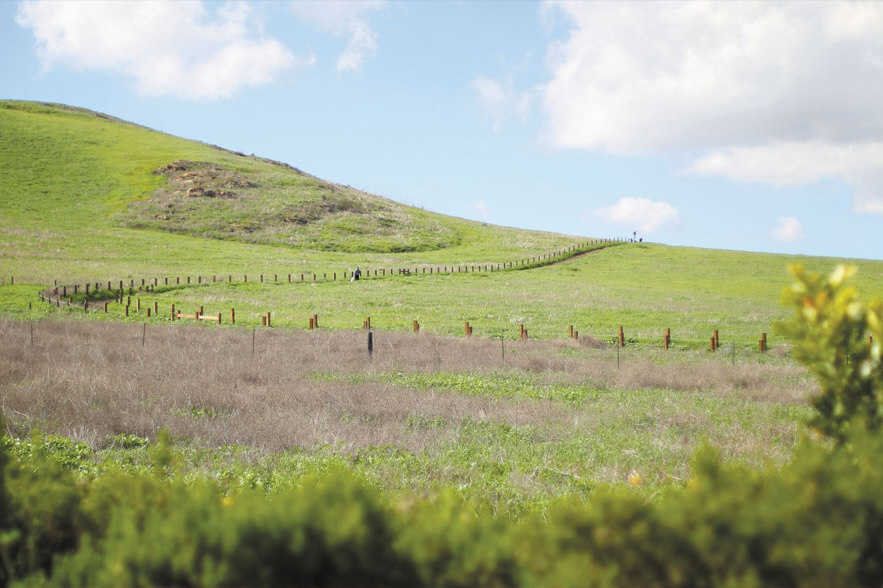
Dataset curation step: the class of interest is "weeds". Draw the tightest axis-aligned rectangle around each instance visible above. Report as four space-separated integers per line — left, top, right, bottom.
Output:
1 318 813 505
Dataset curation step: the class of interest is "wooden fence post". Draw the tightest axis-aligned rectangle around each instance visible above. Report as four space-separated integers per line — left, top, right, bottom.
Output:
568 325 574 338
711 336 716 352
231 308 235 324
171 304 176 321
664 328 670 350
413 320 419 333
714 329 720 349
266 312 271 327
465 322 470 336
618 326 625 348
262 315 267 327
309 317 315 330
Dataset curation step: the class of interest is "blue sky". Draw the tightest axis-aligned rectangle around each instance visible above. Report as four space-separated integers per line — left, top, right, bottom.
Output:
2 1 882 260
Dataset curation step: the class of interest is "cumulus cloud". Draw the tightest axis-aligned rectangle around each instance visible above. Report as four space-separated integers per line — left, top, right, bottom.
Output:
542 1 883 214
16 0 309 101
593 197 680 233
472 77 536 131
772 216 805 242
289 0 385 73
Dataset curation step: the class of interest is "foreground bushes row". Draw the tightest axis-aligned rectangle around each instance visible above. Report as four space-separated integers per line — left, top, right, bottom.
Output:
2 427 883 588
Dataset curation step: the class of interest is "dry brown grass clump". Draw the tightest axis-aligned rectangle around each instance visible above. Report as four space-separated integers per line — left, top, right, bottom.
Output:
0 319 815 466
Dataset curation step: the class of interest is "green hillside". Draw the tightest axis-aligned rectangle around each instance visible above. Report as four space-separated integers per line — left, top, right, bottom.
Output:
1 100 882 345
4 103 883 584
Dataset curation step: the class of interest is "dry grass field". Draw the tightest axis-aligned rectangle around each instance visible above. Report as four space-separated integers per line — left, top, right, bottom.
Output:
0 317 816 505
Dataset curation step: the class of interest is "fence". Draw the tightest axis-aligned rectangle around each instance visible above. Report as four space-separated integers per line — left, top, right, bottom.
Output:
32 291 787 353
22 239 624 302
24 237 852 353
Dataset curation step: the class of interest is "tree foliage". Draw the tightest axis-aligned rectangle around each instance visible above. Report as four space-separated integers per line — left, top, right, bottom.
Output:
778 264 883 440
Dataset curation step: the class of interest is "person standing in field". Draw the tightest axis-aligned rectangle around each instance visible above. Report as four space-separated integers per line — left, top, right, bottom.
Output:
353 267 361 281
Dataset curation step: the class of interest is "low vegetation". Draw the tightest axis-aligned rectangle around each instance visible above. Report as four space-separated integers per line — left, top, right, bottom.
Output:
1 265 882 587
0 318 812 505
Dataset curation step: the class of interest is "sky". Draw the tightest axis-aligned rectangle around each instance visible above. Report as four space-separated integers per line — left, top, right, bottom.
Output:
2 0 882 261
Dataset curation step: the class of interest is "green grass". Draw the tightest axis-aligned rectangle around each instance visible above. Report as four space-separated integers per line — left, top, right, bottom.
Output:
9 240 883 345
3 99 882 347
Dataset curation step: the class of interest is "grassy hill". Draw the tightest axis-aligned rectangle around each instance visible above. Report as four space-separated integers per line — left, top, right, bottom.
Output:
1 99 882 346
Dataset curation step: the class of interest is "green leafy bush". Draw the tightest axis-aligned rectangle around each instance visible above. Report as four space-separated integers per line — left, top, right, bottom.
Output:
778 264 883 440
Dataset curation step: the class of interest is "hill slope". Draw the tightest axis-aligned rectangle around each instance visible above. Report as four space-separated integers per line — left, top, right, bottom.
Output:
0 100 510 253
2 100 882 345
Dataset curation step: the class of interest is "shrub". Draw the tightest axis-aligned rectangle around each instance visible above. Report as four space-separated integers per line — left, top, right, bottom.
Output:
778 264 883 440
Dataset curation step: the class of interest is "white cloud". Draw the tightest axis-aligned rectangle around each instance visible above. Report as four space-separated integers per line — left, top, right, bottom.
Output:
686 142 883 214
542 1 883 214
288 0 385 73
593 197 680 233
472 77 536 131
16 0 307 100
772 216 805 242
469 200 491 220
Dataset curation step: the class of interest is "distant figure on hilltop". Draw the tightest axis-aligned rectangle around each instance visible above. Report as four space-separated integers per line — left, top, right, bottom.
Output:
352 267 362 281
